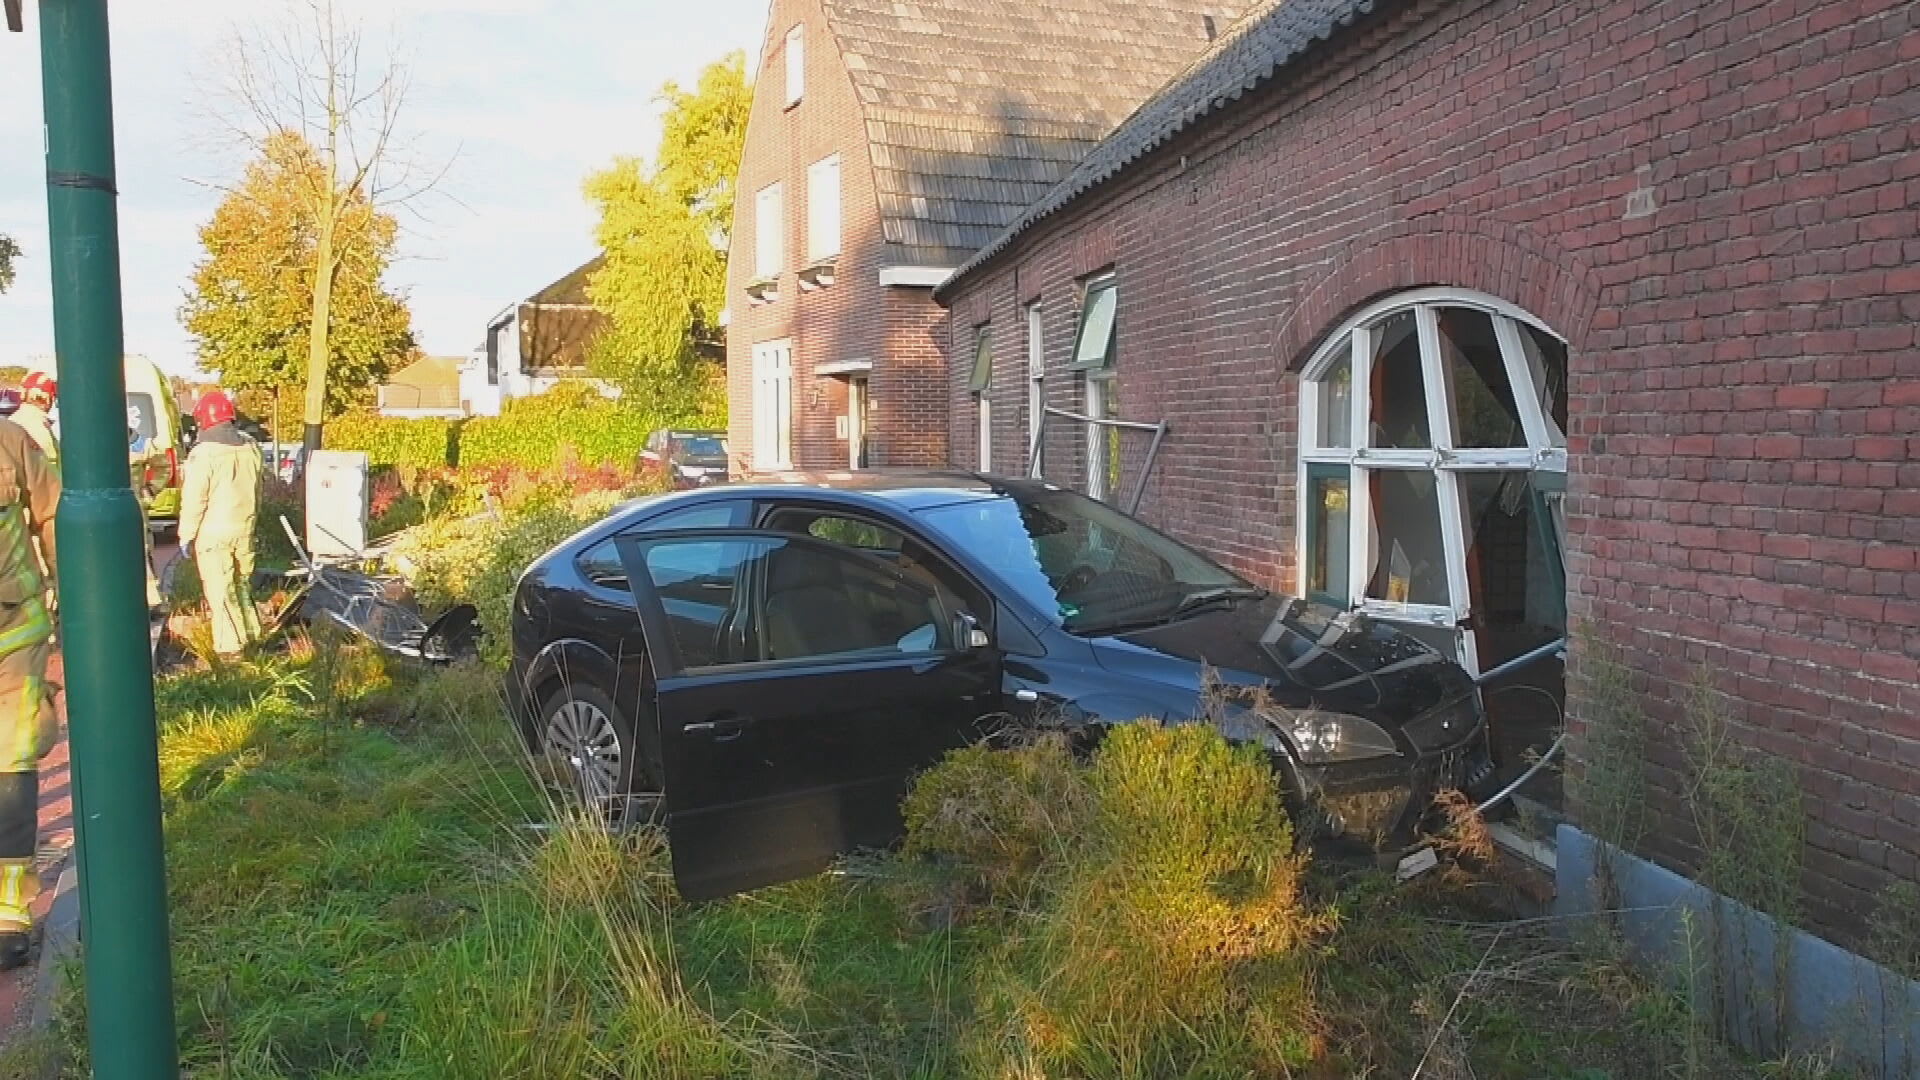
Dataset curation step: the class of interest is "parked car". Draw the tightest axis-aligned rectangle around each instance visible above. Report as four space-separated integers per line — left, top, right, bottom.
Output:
639 429 728 489
0 389 19 418
508 472 1493 900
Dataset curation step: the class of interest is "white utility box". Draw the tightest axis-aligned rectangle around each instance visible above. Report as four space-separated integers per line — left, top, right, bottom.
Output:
305 449 370 558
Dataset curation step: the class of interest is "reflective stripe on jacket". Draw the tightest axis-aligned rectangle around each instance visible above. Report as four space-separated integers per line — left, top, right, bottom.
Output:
0 421 59 657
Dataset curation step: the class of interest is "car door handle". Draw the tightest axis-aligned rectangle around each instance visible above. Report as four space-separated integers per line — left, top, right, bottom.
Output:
685 714 752 741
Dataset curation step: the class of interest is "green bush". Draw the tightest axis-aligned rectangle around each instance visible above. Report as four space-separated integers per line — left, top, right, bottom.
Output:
326 411 459 469
458 382 657 468
906 723 1332 1078
394 487 636 668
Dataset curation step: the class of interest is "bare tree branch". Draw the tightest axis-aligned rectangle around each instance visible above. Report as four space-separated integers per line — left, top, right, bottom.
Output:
185 0 454 438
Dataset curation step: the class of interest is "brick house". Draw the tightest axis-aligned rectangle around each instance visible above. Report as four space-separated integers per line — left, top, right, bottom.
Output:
935 0 1919 941
463 256 608 417
724 0 1252 476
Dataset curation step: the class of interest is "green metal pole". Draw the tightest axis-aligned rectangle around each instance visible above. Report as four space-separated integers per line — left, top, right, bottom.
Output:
38 0 179 1076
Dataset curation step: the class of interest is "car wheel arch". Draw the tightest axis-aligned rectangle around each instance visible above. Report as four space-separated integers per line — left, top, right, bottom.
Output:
521 639 620 727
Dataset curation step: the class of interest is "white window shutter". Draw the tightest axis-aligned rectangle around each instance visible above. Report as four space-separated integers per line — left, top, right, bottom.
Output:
785 26 805 105
756 183 784 279
807 156 840 261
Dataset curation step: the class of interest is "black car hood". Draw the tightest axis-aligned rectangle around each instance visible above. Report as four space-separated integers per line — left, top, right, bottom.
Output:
1088 594 1473 729
674 454 728 470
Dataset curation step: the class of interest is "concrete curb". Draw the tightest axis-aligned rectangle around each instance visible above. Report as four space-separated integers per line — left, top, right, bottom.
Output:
26 864 78 1034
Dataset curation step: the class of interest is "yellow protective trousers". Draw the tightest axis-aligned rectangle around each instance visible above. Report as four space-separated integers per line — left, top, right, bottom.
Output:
0 639 56 932
198 540 262 657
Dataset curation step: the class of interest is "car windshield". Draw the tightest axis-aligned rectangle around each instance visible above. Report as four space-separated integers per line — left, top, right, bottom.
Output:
673 437 726 458
915 486 1254 634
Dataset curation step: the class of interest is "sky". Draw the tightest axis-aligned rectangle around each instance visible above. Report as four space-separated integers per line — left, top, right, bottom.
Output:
0 0 768 377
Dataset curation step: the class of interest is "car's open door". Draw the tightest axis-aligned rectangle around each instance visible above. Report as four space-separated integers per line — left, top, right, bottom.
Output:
613 530 1002 901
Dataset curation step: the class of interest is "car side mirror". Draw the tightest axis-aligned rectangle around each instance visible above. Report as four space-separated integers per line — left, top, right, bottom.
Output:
954 611 990 650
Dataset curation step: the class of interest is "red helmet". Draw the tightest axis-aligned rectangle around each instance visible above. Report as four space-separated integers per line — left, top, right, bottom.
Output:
193 390 237 430
21 372 55 400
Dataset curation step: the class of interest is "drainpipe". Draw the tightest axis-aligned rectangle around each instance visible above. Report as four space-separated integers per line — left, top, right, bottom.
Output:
36 0 179 1075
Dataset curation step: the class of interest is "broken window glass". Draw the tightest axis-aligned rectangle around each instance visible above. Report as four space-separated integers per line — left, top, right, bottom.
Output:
1368 310 1429 448
1437 307 1525 448
1317 353 1353 448
1458 471 1567 671
1517 323 1569 446
1364 468 1447 606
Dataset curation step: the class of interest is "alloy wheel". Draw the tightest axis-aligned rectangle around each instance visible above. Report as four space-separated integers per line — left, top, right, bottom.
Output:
544 698 623 806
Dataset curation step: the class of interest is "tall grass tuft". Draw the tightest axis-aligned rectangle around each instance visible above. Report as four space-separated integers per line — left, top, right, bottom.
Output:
906 722 1333 1078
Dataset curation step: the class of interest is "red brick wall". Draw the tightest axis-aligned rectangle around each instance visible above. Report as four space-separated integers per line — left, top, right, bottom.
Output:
940 0 1919 940
725 0 950 474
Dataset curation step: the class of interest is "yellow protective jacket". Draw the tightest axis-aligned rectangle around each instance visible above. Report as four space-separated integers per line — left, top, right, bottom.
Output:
9 406 57 475
179 432 260 550
0 420 59 656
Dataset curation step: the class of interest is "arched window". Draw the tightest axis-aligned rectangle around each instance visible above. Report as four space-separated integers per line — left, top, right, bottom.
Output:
1298 288 1569 678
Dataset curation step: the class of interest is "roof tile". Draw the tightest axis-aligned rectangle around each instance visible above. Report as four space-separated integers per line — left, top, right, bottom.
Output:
821 0 1255 268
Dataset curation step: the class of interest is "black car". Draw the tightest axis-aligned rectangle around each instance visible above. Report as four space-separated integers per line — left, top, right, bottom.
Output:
509 472 1493 900
639 429 729 489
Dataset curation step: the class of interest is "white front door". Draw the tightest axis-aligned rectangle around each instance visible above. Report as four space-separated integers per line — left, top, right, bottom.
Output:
752 341 793 470
847 376 868 469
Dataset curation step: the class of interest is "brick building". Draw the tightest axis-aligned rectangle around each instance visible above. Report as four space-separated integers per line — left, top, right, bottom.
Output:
724 0 1251 476
935 0 1919 939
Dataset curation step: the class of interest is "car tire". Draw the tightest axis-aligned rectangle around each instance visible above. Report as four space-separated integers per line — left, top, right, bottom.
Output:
534 682 658 824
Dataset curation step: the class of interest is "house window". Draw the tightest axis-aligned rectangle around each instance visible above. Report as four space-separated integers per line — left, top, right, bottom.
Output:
785 25 805 106
1086 374 1119 501
752 340 793 470
1069 275 1117 373
1298 288 1569 678
806 155 841 263
969 324 993 473
1071 274 1119 499
1025 301 1044 468
755 183 784 281
484 326 501 386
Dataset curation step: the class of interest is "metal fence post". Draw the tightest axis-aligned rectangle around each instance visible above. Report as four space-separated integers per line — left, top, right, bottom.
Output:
37 0 179 1074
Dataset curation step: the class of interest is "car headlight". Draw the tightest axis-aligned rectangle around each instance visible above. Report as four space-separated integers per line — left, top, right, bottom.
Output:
1264 708 1399 765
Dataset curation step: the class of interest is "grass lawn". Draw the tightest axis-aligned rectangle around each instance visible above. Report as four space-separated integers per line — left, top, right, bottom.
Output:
21 640 1853 1079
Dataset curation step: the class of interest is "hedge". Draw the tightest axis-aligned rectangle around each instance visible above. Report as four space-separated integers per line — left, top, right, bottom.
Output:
324 383 670 470
456 382 656 469
326 412 459 469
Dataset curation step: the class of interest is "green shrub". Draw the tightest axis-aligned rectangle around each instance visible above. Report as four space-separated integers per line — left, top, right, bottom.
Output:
255 476 303 570
902 734 1090 903
393 487 637 668
459 382 657 468
906 723 1332 1078
326 411 459 469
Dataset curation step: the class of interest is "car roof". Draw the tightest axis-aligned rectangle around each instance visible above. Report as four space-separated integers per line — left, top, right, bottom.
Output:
598 469 1039 528
721 468 1041 507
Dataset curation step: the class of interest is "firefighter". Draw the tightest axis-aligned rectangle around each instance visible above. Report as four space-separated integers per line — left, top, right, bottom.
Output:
179 391 261 658
128 403 164 613
12 374 57 471
0 412 60 967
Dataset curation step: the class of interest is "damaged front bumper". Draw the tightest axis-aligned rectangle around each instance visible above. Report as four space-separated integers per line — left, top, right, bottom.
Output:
1292 695 1496 852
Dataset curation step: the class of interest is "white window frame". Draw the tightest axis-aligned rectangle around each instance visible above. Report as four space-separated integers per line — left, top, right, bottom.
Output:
1085 373 1115 501
1296 287 1568 677
784 25 805 106
752 340 793 470
754 183 784 280
806 155 841 263
1025 302 1045 467
970 324 993 473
